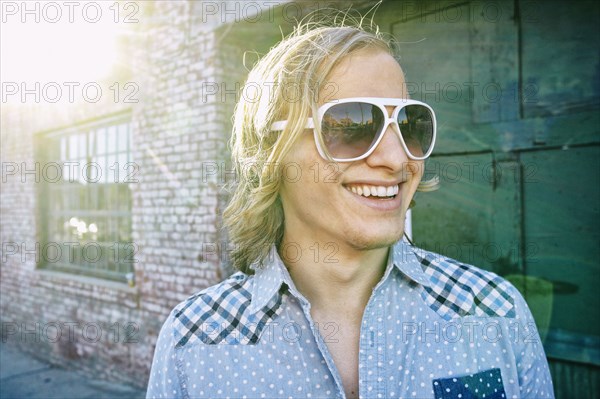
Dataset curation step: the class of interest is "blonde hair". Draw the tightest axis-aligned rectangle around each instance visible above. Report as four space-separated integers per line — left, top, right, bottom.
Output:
223 17 437 273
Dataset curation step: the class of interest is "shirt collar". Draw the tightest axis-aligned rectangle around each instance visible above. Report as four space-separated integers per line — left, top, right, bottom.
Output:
249 245 308 313
249 240 432 313
388 239 432 288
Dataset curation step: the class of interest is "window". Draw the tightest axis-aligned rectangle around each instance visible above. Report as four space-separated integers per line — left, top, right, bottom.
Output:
38 113 135 282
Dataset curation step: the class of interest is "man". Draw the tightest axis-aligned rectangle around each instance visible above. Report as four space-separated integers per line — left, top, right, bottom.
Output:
147 23 554 399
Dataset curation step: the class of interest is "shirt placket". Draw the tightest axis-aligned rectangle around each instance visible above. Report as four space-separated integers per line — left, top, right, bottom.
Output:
297 299 347 399
359 287 386 399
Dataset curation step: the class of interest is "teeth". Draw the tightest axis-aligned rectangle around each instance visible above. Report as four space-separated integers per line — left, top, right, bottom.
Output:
346 184 399 198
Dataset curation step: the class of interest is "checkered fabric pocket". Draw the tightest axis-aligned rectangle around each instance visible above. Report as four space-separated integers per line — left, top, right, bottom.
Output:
415 251 515 320
173 273 285 347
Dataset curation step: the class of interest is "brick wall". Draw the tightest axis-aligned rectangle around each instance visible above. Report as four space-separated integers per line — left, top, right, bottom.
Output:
0 0 248 387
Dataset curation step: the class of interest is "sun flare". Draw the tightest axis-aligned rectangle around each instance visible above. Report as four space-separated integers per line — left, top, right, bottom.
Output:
1 1 124 83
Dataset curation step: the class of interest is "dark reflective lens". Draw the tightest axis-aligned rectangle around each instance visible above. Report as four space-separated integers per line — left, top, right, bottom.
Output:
321 102 384 159
321 102 434 159
397 105 434 158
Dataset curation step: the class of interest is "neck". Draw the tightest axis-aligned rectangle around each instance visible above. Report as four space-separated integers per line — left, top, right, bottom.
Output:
279 234 390 315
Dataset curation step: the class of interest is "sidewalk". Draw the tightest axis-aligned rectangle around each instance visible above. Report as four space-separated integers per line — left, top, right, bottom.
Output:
0 341 146 399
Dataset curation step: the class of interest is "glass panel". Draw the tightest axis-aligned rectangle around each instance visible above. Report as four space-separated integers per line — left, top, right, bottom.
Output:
118 243 135 273
88 184 98 210
68 185 79 210
67 242 80 265
118 216 131 242
107 154 117 184
73 159 85 184
78 133 86 159
79 185 88 211
97 184 106 210
51 217 61 240
83 242 101 270
42 119 132 281
96 128 106 155
108 218 117 244
118 124 128 151
50 187 62 212
61 137 67 161
88 130 96 155
118 183 131 211
128 127 133 161
87 219 99 241
95 217 109 242
106 181 117 210
107 125 118 154
95 245 107 271
117 153 128 183
69 135 78 159
94 156 106 183
62 161 72 183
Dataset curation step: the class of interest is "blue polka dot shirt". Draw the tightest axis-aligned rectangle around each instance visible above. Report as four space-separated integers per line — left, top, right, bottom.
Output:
146 241 554 398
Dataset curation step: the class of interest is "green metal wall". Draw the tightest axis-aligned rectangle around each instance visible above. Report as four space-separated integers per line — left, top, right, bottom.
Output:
374 1 599 397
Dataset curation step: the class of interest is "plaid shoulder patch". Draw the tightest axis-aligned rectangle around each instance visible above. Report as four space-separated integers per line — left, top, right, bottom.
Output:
172 272 285 347
414 250 515 320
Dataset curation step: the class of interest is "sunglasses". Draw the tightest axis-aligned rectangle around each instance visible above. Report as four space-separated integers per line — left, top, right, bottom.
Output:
271 97 437 161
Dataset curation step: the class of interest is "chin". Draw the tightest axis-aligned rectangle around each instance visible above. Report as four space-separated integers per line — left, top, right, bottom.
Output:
344 224 405 251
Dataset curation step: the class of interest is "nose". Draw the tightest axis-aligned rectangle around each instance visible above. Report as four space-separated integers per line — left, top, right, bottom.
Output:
364 110 410 171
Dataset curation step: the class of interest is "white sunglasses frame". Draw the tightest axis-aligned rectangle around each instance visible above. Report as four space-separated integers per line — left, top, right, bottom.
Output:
271 97 437 162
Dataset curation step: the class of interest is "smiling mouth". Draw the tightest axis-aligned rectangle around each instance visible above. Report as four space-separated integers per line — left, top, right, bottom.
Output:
344 183 400 199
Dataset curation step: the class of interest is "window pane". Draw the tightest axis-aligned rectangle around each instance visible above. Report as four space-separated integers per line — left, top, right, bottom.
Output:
118 183 131 212
107 126 117 154
128 128 133 161
107 155 117 184
50 187 62 212
88 219 99 241
88 130 96 155
96 217 109 242
96 128 106 155
78 134 86 159
62 161 72 182
41 118 132 282
117 153 128 183
61 137 67 161
68 186 79 209
69 135 78 159
108 183 119 214
94 156 106 183
118 216 131 242
118 124 128 151
76 158 85 184
97 184 106 211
